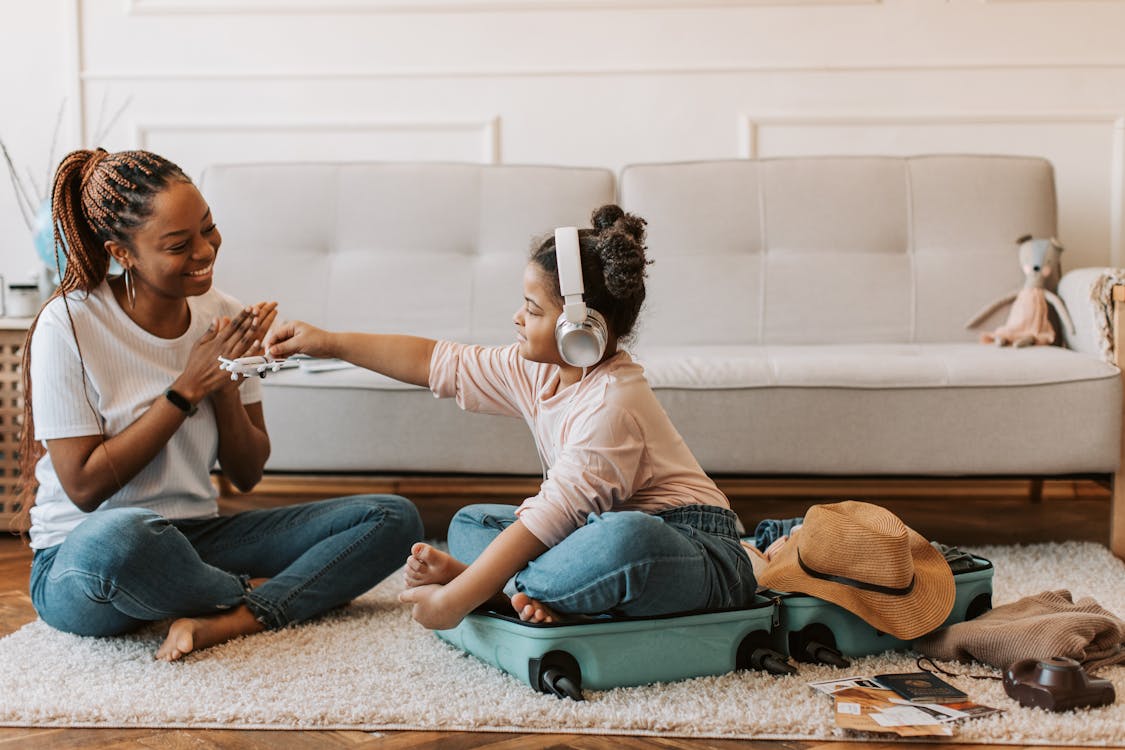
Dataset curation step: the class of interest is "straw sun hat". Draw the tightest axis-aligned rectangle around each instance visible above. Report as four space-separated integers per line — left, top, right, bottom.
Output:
757 501 955 640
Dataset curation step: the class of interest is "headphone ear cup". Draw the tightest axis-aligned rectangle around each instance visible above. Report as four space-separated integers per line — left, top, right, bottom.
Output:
555 309 608 368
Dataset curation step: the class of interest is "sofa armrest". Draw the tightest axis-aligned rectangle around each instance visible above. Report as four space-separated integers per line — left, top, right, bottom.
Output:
1058 267 1125 358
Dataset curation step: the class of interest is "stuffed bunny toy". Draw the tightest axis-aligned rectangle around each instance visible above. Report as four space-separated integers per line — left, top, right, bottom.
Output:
966 235 1075 347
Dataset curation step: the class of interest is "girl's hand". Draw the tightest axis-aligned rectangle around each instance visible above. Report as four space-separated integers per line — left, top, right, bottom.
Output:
266 320 334 359
171 308 260 404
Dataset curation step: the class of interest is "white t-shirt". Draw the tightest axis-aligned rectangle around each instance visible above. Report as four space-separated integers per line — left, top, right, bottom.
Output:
28 281 263 550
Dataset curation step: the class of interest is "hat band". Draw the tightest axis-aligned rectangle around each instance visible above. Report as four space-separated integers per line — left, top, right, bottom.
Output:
797 550 916 596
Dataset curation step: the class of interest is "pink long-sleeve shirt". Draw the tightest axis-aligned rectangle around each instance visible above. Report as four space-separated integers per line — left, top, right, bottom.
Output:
429 341 730 547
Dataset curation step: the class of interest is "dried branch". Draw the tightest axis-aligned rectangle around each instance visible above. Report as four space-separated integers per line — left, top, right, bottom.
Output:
25 166 44 207
0 137 35 231
93 95 132 145
45 98 66 196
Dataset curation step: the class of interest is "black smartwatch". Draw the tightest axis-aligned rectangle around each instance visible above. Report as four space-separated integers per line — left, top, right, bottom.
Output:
164 388 198 416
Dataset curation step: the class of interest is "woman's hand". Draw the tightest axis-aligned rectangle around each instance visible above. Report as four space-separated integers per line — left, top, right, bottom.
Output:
246 301 278 356
170 308 262 404
266 320 335 359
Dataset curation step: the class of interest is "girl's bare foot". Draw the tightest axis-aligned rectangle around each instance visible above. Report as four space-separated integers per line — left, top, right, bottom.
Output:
404 543 467 588
511 592 561 624
155 606 264 662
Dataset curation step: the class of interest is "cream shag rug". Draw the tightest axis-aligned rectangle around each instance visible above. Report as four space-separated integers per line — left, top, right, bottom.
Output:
1 541 1123 745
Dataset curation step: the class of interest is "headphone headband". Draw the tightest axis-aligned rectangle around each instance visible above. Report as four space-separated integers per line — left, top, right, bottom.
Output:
554 227 586 324
553 225 608 368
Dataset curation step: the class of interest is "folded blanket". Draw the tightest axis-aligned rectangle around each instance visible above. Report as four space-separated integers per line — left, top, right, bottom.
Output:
915 589 1125 673
1089 269 1125 363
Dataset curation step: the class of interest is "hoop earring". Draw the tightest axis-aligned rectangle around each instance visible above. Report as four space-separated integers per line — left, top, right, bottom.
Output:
123 267 136 309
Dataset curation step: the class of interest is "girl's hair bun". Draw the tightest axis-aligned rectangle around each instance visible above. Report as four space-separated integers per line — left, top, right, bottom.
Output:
590 204 649 300
592 204 625 232
591 204 646 243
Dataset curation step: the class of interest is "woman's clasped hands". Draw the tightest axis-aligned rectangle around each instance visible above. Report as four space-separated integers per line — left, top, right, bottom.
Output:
172 301 278 405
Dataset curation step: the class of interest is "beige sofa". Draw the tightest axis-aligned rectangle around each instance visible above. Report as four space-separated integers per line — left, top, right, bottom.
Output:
203 156 1125 556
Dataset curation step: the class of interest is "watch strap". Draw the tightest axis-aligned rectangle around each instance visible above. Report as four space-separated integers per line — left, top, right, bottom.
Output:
164 388 198 416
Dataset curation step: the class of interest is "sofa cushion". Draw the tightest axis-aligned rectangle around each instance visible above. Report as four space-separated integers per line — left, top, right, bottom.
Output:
202 162 616 345
633 343 1116 389
256 345 1119 475
621 156 1056 347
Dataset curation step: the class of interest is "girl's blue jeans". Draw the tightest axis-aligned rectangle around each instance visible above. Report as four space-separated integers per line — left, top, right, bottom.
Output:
448 503 758 617
29 494 423 636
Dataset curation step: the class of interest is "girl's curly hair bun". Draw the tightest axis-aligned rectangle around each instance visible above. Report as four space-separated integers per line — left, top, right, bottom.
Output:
590 204 649 301
529 204 651 341
591 204 646 243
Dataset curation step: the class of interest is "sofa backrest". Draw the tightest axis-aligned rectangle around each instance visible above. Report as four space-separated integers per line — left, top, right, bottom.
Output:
620 156 1057 346
202 162 616 343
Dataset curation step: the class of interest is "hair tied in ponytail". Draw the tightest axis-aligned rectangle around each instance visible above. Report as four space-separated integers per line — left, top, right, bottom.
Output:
79 148 110 190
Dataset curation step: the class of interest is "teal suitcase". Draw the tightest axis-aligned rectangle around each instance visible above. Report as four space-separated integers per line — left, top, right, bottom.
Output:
767 550 994 667
436 596 788 700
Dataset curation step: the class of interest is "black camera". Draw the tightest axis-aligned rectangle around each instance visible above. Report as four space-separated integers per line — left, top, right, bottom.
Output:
1003 657 1116 711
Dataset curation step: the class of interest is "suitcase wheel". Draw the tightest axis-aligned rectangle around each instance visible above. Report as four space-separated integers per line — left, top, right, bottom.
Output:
790 624 851 668
737 630 797 675
530 651 584 701
966 592 992 620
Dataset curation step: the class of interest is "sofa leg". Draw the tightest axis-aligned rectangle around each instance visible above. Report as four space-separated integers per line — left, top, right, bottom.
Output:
1028 479 1043 504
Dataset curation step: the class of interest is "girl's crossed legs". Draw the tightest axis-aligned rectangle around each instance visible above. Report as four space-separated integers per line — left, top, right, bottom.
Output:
406 503 756 621
30 494 423 659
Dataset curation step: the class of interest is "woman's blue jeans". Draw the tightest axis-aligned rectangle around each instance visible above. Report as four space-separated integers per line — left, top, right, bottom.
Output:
448 504 757 617
29 494 423 636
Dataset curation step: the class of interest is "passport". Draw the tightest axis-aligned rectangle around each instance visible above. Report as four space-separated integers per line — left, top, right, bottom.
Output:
873 672 969 704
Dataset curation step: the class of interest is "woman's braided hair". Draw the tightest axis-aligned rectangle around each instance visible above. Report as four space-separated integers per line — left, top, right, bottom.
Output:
11 149 190 534
530 204 651 342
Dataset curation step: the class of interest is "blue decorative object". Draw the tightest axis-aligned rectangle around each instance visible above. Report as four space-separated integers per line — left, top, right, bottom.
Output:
32 198 65 281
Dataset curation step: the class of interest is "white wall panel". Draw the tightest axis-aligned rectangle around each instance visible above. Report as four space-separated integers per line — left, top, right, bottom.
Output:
133 118 501 178
4 0 1125 285
0 0 78 289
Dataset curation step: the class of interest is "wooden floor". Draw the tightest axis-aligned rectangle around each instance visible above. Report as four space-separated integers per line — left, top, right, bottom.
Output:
0 476 1112 749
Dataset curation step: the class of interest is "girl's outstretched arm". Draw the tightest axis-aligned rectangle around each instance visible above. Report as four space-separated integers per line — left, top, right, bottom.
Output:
267 321 436 387
398 520 548 630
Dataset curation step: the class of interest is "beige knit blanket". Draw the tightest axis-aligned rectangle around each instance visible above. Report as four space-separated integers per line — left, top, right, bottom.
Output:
1090 270 1125 363
915 589 1125 673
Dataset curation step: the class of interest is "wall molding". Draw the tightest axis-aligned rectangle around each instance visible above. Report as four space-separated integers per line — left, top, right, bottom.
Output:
132 117 502 164
738 112 1125 266
125 0 874 14
81 59 1125 83
65 0 85 147
737 112 1125 158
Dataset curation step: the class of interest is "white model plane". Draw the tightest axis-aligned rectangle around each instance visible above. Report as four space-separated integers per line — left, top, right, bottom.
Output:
217 355 297 380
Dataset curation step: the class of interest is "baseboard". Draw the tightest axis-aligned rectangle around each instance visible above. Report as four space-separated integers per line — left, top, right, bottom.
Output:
217 473 1108 503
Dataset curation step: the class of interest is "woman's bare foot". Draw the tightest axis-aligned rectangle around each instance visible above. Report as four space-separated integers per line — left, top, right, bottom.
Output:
155 606 264 662
404 543 467 588
511 592 561 624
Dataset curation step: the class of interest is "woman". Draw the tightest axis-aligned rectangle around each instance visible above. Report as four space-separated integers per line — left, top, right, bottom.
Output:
16 148 422 660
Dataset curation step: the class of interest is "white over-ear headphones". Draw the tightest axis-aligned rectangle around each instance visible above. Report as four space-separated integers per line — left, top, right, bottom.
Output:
554 226 609 368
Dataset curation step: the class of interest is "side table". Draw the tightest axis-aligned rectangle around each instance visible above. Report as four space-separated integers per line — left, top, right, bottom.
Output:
0 317 33 529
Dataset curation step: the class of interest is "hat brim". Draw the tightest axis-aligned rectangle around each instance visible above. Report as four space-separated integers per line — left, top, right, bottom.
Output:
757 527 955 640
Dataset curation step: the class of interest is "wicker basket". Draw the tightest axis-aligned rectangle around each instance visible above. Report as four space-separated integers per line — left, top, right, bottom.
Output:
0 321 30 529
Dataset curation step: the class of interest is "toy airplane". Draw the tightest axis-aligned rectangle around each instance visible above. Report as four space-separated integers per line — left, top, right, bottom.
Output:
217 355 297 380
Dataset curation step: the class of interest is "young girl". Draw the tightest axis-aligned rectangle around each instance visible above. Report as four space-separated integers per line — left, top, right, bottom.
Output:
267 205 756 629
17 148 423 660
